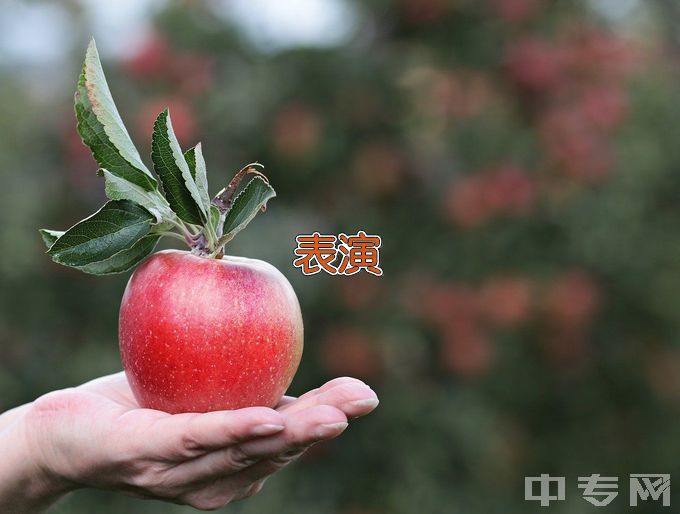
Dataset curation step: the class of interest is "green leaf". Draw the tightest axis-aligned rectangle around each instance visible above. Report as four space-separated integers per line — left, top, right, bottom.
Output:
39 229 65 249
184 146 196 178
209 205 221 234
41 223 158 274
75 39 157 191
152 109 206 224
221 176 276 241
76 235 160 275
101 169 171 222
48 200 154 267
184 143 211 211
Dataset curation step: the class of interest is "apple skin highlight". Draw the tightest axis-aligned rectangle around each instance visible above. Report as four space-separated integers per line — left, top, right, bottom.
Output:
119 250 303 414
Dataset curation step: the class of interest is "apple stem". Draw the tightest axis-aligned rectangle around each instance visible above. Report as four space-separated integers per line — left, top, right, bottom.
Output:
189 233 211 257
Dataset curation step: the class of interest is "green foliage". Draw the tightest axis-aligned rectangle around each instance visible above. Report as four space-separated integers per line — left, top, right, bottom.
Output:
184 143 211 216
100 168 172 222
76 235 160 275
46 200 154 267
151 109 206 225
75 40 156 191
221 176 276 243
44 38 275 275
38 229 64 248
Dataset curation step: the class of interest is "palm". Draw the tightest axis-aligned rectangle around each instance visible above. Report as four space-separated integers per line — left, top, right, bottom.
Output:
79 370 378 418
31 371 378 509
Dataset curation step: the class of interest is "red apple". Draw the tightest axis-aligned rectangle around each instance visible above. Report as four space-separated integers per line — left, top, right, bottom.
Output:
119 250 303 414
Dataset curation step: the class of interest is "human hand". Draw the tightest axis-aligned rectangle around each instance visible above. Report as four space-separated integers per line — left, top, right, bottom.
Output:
0 372 378 512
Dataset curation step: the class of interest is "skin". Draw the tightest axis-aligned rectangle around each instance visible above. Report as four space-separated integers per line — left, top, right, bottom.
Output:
0 372 378 512
120 250 304 413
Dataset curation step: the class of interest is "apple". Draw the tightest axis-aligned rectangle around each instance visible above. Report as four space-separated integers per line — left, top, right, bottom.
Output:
42 40 303 414
119 250 303 414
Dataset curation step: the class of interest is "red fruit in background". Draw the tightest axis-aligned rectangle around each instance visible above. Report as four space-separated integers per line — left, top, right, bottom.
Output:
443 166 535 228
479 276 532 327
539 107 613 183
505 38 565 92
123 34 215 95
124 33 170 80
443 176 491 228
544 270 600 328
482 166 536 214
119 250 304 414
579 85 628 131
564 27 637 80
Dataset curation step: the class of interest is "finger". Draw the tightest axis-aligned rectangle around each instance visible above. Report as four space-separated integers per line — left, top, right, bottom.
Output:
170 405 347 484
235 478 267 500
295 377 367 402
276 377 366 408
147 407 285 460
276 377 363 411
228 450 304 495
277 380 378 418
320 376 367 389
178 476 268 510
239 404 348 457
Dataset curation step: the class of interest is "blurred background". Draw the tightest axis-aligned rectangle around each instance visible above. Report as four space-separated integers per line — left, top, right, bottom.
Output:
1 0 680 512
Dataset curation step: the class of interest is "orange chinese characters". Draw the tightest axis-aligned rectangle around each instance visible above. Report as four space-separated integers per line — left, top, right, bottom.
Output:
337 231 383 276
294 231 384 276
293 232 339 275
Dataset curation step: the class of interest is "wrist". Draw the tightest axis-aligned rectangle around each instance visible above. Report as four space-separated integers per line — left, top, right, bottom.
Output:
0 404 76 513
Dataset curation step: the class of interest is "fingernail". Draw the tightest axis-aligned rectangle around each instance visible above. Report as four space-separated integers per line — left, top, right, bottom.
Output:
314 422 348 438
251 423 285 436
345 398 379 410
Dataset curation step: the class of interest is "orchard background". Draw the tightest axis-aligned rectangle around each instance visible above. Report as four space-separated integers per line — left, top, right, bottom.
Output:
2 0 680 512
